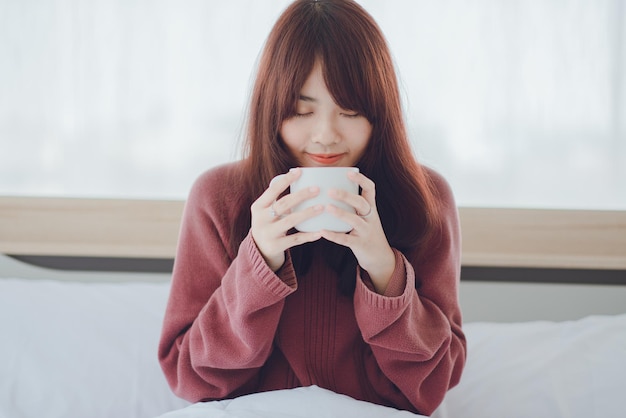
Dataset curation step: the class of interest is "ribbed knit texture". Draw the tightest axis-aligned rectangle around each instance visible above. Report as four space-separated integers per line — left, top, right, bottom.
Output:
158 161 466 415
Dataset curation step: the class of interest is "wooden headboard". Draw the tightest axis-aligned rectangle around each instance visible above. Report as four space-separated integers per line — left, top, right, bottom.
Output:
1 196 625 322
0 197 181 259
1 196 625 271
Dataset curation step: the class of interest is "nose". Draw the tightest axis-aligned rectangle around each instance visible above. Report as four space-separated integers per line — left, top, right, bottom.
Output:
311 115 339 146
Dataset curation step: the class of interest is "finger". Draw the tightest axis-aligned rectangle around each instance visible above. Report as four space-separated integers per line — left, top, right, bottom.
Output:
275 203 325 230
276 230 323 250
324 204 365 230
271 167 301 191
272 184 320 217
258 168 303 208
328 188 371 219
347 170 376 202
320 229 353 247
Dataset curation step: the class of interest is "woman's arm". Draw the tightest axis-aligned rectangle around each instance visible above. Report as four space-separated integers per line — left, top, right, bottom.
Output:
353 171 466 415
158 168 298 402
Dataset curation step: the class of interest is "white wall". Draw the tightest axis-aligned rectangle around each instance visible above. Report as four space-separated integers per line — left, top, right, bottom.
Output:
1 0 625 209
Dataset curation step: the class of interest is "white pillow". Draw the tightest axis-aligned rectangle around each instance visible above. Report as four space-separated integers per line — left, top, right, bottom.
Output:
0 278 189 418
432 314 626 418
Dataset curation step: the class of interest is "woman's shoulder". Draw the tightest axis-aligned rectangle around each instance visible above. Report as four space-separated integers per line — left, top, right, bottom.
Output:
189 160 245 196
419 166 461 258
185 160 247 213
422 166 455 203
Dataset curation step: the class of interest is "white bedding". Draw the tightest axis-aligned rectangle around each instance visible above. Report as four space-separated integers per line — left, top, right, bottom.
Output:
432 314 626 418
0 278 188 418
1 277 625 418
155 385 424 418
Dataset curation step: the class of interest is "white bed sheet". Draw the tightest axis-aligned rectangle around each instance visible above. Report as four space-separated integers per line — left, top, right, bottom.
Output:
1 277 625 418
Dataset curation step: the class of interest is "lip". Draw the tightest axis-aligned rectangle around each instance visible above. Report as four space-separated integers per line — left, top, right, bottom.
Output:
307 153 344 165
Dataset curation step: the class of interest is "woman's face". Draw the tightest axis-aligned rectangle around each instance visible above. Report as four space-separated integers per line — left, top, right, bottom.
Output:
279 61 372 167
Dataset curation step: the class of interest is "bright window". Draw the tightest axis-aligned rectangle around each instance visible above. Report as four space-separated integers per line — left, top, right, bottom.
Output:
1 0 624 209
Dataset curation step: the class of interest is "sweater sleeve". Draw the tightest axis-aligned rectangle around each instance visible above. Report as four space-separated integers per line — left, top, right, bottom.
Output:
158 167 297 402
353 170 466 416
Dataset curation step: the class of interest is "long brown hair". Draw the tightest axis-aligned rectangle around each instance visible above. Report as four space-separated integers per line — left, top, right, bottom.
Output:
231 0 442 269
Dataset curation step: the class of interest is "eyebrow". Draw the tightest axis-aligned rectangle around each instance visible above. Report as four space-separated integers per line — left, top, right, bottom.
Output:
298 94 317 102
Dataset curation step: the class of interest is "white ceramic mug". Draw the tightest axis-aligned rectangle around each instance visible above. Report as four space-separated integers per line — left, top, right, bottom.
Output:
290 167 359 232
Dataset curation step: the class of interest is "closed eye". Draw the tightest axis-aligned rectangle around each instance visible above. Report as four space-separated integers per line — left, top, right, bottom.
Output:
341 112 361 118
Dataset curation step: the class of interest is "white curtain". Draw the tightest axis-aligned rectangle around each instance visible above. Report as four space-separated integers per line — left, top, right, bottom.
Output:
1 0 624 209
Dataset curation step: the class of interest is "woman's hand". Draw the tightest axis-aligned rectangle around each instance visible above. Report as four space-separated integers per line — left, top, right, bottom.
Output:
251 168 324 272
321 171 396 294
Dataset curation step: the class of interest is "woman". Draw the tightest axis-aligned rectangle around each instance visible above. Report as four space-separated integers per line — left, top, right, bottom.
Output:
158 0 466 415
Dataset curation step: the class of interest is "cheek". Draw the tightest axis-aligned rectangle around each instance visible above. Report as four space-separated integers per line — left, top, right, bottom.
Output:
279 121 301 152
352 122 373 153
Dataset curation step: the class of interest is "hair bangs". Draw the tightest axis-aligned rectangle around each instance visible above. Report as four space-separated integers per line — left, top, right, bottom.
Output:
316 9 381 124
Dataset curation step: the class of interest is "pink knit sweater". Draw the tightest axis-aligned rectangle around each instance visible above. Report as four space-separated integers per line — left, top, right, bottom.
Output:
158 161 466 415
